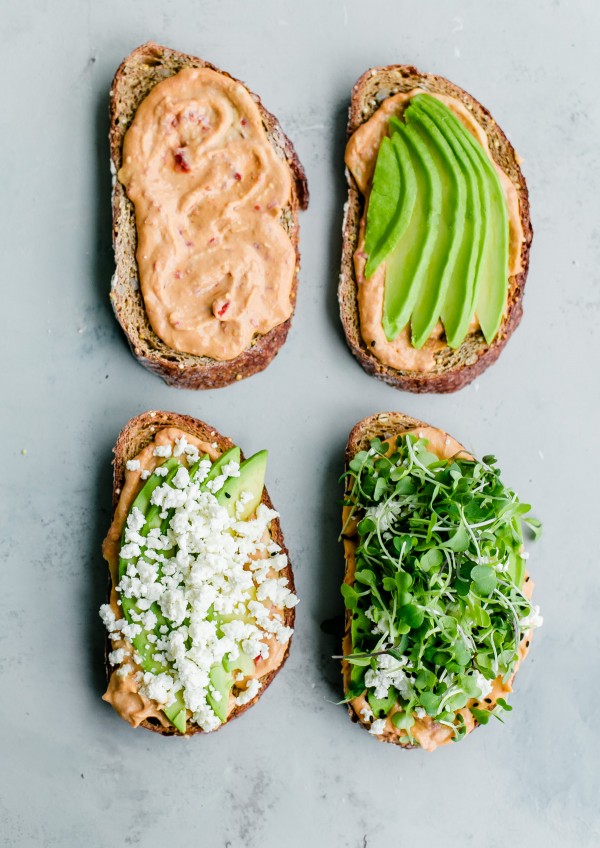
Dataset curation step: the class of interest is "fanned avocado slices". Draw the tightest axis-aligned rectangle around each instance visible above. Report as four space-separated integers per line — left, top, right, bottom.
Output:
362 93 510 349
117 448 268 733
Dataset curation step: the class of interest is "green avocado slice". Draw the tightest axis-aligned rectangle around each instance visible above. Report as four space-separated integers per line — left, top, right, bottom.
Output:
382 118 442 341
364 133 417 279
404 103 467 348
217 450 268 520
416 94 509 345
207 663 233 722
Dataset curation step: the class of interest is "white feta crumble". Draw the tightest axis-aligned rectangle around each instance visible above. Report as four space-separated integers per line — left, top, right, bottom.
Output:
369 718 388 736
472 671 493 699
108 648 127 666
140 469 151 480
116 663 133 679
360 706 374 723
154 465 169 477
206 474 227 494
153 444 172 458
126 459 141 471
235 678 261 706
520 605 544 630
222 461 240 478
173 436 188 457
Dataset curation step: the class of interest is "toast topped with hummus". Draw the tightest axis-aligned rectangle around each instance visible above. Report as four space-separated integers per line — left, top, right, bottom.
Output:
339 66 532 392
100 411 297 735
110 43 309 389
340 412 542 750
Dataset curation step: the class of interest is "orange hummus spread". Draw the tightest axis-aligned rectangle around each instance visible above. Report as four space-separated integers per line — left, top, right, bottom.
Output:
345 90 524 372
342 427 534 752
102 427 289 729
119 68 295 361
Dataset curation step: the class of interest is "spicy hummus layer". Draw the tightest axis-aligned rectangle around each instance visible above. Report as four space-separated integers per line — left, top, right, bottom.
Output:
100 425 298 734
345 89 524 372
118 67 296 361
341 423 542 751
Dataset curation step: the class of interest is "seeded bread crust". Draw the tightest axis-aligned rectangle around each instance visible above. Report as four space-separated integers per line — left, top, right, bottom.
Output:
339 66 533 393
105 410 296 736
110 43 309 390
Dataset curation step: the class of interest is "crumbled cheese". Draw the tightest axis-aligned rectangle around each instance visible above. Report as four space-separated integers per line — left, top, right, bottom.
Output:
206 474 226 494
153 444 172 458
520 605 543 630
126 459 141 471
360 706 374 723
415 707 427 719
235 678 261 706
365 654 412 701
173 436 188 457
108 648 127 666
472 671 493 699
140 470 151 480
222 461 240 478
369 718 387 736
116 663 133 679
154 465 169 477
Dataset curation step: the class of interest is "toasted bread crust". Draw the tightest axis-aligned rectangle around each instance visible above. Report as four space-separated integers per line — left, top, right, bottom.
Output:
105 410 295 736
339 66 533 393
109 43 309 390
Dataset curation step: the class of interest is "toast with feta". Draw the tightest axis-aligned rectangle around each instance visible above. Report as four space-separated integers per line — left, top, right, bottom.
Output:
339 66 532 392
100 410 297 735
341 412 542 750
110 43 309 389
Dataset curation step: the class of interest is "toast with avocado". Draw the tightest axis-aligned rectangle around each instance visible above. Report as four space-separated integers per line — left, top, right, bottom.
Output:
110 43 309 390
100 410 297 735
339 67 532 392
340 412 542 750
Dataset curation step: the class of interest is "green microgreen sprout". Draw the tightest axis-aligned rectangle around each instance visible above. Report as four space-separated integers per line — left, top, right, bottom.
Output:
340 434 542 744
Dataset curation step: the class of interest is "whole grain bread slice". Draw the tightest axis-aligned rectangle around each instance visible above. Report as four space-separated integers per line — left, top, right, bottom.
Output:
339 66 533 393
342 412 532 748
104 410 296 736
109 43 309 390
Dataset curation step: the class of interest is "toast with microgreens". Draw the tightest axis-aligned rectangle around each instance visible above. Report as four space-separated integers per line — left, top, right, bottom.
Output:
100 410 297 735
340 412 542 751
110 42 309 390
339 66 532 392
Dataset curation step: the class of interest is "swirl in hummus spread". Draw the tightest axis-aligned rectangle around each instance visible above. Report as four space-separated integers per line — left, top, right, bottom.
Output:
118 68 295 360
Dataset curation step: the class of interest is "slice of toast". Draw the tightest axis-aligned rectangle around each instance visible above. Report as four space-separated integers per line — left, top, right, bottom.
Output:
109 43 309 390
339 67 533 393
342 412 532 749
104 410 296 735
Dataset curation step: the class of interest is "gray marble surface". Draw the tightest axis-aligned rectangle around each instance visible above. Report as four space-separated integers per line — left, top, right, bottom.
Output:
3 1 598 845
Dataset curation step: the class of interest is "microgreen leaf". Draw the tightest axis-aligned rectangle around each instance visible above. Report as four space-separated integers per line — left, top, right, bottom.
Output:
470 564 497 596
523 517 543 541
419 548 442 572
341 583 359 610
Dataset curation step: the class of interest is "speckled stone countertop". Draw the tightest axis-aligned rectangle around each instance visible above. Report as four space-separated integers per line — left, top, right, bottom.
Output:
3 1 598 845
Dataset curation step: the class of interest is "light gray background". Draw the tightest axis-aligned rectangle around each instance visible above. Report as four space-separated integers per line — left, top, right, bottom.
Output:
3 1 598 846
